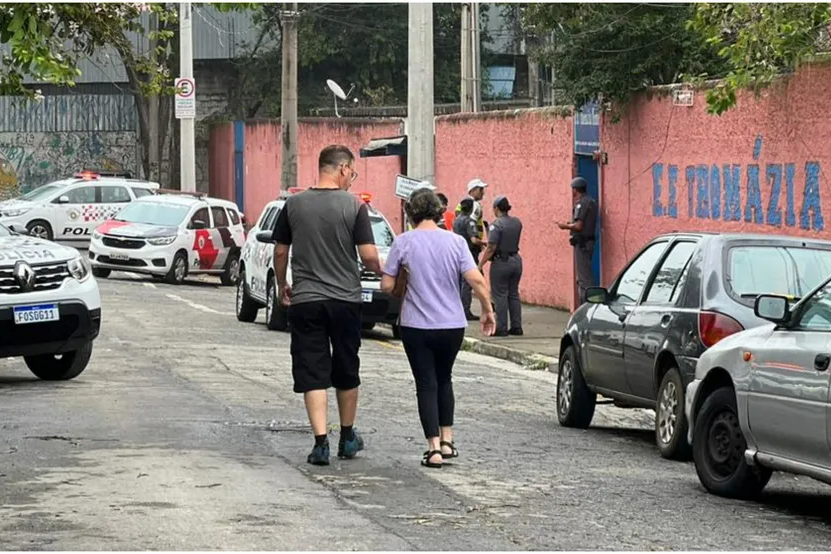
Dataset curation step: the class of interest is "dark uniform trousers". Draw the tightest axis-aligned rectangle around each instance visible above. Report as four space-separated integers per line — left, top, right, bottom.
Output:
575 240 595 305
461 250 479 315
490 254 523 333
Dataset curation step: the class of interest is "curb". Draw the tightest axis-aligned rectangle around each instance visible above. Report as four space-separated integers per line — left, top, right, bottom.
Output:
461 337 558 372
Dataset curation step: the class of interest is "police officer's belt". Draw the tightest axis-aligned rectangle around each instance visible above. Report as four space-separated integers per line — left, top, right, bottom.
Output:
494 252 518 261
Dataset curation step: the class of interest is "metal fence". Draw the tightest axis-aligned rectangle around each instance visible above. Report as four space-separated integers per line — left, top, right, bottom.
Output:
0 94 137 133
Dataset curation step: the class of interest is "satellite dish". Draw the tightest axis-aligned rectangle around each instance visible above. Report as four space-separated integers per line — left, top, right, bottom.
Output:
325 78 356 118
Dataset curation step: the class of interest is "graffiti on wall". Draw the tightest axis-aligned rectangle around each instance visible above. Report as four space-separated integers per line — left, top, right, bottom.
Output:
651 135 824 232
0 132 138 198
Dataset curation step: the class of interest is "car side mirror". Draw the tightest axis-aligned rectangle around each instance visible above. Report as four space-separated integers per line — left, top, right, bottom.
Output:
754 294 790 324
256 231 275 244
56 195 70 204
190 220 207 230
585 286 609 304
7 223 28 235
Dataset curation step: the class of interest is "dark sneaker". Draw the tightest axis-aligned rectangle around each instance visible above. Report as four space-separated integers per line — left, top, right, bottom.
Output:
509 328 524 336
307 441 330 466
493 330 509 337
338 429 365 459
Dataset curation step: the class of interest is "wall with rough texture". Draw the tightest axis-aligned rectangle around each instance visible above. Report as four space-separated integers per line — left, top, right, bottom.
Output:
208 123 235 205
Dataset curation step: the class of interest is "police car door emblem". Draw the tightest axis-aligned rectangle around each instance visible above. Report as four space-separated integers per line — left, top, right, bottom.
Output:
69 210 80 220
13 260 35 291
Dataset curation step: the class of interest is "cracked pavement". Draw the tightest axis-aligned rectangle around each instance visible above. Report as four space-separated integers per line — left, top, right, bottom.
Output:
1 275 830 550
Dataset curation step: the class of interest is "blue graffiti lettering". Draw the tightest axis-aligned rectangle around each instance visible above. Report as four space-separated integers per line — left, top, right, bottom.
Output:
766 164 783 227
652 163 664 216
696 165 709 219
722 164 741 221
667 164 678 218
745 164 763 224
686 166 695 218
802 162 823 231
709 164 721 220
785 163 796 227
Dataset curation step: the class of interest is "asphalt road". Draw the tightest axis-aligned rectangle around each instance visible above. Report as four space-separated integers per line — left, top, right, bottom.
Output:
1 274 831 550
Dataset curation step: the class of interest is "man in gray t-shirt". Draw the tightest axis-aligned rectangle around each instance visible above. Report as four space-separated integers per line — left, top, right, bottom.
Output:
272 144 380 467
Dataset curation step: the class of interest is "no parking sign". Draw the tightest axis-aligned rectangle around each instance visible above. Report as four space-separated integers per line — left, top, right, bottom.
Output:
175 77 196 119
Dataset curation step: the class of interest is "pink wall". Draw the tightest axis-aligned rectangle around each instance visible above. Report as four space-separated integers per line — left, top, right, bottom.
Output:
436 110 576 310
208 123 234 203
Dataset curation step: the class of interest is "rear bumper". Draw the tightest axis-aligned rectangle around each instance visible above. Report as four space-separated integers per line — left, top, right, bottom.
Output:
0 303 101 358
361 289 401 325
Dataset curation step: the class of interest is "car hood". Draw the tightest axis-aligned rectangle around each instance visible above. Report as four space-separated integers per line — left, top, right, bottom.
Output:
96 220 179 238
0 234 80 266
0 199 37 211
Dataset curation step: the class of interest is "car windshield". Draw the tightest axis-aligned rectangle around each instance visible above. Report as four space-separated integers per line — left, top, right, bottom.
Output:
727 245 831 302
21 183 62 201
370 216 394 247
114 202 190 227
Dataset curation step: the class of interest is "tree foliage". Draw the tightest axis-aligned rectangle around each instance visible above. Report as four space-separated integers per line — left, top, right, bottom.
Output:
520 3 726 108
688 3 831 114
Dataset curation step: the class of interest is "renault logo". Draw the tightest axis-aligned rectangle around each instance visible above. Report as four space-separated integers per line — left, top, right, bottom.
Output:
13 261 35 292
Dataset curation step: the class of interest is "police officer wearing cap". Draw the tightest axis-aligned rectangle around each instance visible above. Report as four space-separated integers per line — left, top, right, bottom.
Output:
557 177 598 305
455 178 488 246
479 195 523 336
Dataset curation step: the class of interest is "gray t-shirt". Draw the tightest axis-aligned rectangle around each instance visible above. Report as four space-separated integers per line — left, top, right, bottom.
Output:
272 188 375 305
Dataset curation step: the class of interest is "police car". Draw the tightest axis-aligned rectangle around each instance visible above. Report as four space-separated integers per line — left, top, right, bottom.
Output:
88 191 246 286
236 190 401 336
0 171 160 245
0 222 101 381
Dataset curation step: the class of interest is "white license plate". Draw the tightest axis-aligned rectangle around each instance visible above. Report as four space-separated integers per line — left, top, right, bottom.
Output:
361 291 373 303
13 304 60 325
109 253 129 261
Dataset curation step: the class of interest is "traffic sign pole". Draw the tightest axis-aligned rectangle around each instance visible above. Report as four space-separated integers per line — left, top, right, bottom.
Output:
179 2 196 192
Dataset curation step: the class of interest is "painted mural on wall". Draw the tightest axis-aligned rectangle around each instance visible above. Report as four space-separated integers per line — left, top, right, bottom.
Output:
651 135 824 232
0 132 138 199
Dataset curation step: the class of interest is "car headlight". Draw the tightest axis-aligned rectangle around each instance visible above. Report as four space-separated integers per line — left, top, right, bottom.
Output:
67 256 91 282
147 235 176 246
1 207 30 218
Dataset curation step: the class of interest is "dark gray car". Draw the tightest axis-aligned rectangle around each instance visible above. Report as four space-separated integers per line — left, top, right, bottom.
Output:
557 232 831 460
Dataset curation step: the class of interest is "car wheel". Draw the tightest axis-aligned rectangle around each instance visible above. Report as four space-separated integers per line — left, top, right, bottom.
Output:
266 276 288 332
165 252 187 285
26 220 53 241
92 268 111 279
693 386 772 499
556 345 596 428
221 252 241 286
655 367 692 460
235 269 259 323
25 341 93 381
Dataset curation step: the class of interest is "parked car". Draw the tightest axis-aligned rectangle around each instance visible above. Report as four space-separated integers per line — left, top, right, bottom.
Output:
556 232 831 460
236 191 400 335
88 191 245 285
0 222 101 381
686 279 831 499
0 171 159 245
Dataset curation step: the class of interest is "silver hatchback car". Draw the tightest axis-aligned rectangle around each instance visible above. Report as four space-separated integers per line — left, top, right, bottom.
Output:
687 275 831 499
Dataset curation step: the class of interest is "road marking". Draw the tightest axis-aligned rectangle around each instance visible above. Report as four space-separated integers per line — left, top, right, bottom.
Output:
165 293 234 316
372 339 401 351
143 282 156 289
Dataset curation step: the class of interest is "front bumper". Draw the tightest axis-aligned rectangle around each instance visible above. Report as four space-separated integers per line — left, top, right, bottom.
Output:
89 238 173 276
685 378 702 445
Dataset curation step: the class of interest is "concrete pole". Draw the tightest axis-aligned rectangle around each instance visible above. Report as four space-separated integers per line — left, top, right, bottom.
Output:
179 2 196 192
280 3 299 192
407 2 434 183
471 2 481 112
460 3 471 112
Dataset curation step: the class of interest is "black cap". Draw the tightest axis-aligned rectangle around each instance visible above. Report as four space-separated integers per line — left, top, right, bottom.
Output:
570 177 588 190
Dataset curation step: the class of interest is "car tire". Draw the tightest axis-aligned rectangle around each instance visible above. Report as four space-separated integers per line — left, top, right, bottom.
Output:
165 252 188 285
556 345 596 428
266 276 289 332
25 341 93 381
92 268 111 279
236 268 259 323
26 220 53 241
655 367 692 461
221 252 241 287
693 386 772 499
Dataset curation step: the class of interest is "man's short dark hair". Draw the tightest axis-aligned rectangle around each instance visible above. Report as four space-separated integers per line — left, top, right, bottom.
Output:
319 145 355 171
459 197 474 215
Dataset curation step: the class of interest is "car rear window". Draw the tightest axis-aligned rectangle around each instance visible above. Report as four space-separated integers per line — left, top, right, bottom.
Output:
727 245 831 303
370 216 394 247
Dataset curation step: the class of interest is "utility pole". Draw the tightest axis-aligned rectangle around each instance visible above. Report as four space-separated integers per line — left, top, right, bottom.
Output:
179 2 196 192
148 10 159 181
407 3 434 183
460 3 471 112
471 2 481 112
280 3 299 192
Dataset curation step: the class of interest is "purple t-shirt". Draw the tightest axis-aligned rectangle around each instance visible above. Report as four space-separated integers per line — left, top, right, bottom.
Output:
383 229 477 330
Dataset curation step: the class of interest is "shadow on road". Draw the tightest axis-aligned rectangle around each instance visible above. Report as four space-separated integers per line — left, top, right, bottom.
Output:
106 274 223 289
757 489 831 523
587 426 655 447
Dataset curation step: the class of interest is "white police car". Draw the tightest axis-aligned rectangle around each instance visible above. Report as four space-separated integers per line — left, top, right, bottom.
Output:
88 191 246 285
0 171 159 245
236 190 400 335
0 222 101 381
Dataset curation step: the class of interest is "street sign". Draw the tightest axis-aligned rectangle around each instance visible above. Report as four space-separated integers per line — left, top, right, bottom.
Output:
394 174 433 200
673 88 694 107
574 100 600 156
175 77 196 119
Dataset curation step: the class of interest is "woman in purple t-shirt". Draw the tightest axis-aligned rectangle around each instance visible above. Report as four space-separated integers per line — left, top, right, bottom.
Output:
381 188 495 469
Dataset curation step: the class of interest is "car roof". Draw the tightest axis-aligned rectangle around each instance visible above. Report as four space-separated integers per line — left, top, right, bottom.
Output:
654 231 831 246
134 193 240 210
43 177 160 190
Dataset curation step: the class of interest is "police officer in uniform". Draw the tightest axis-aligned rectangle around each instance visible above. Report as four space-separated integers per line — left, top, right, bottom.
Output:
453 198 484 320
479 195 523 336
557 177 598 305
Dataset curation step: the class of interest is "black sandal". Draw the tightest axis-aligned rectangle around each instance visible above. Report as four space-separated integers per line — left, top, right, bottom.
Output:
422 450 443 468
440 441 458 458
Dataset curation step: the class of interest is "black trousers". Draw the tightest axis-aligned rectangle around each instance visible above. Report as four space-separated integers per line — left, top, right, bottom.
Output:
460 250 480 315
400 327 465 438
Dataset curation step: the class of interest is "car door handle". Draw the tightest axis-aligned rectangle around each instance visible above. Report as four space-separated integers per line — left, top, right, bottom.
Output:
815 354 830 372
660 314 673 328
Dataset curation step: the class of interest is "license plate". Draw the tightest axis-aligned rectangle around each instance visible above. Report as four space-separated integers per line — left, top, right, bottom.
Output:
13 304 60 325
361 291 373 303
109 253 129 261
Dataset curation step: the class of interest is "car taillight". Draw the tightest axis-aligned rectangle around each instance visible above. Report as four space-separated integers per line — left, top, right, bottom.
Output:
698 311 744 348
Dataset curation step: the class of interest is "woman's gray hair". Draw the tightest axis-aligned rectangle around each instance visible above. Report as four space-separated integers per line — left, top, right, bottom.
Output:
405 188 444 226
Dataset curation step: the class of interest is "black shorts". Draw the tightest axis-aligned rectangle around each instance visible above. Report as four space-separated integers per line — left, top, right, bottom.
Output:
288 300 362 393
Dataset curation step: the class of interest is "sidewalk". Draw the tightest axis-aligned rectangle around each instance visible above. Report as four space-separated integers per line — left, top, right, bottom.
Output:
462 304 570 370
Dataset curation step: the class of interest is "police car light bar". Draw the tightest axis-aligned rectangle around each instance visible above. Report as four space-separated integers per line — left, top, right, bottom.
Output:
74 171 100 180
358 192 372 203
156 188 207 199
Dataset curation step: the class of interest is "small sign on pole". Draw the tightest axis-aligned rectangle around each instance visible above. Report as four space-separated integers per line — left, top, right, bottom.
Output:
175 77 196 119
394 174 433 200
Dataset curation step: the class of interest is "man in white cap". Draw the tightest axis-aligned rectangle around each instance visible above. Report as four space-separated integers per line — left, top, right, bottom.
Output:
455 178 487 245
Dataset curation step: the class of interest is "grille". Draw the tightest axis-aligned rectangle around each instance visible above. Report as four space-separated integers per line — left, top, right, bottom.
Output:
97 256 147 267
0 262 70 294
103 236 145 249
